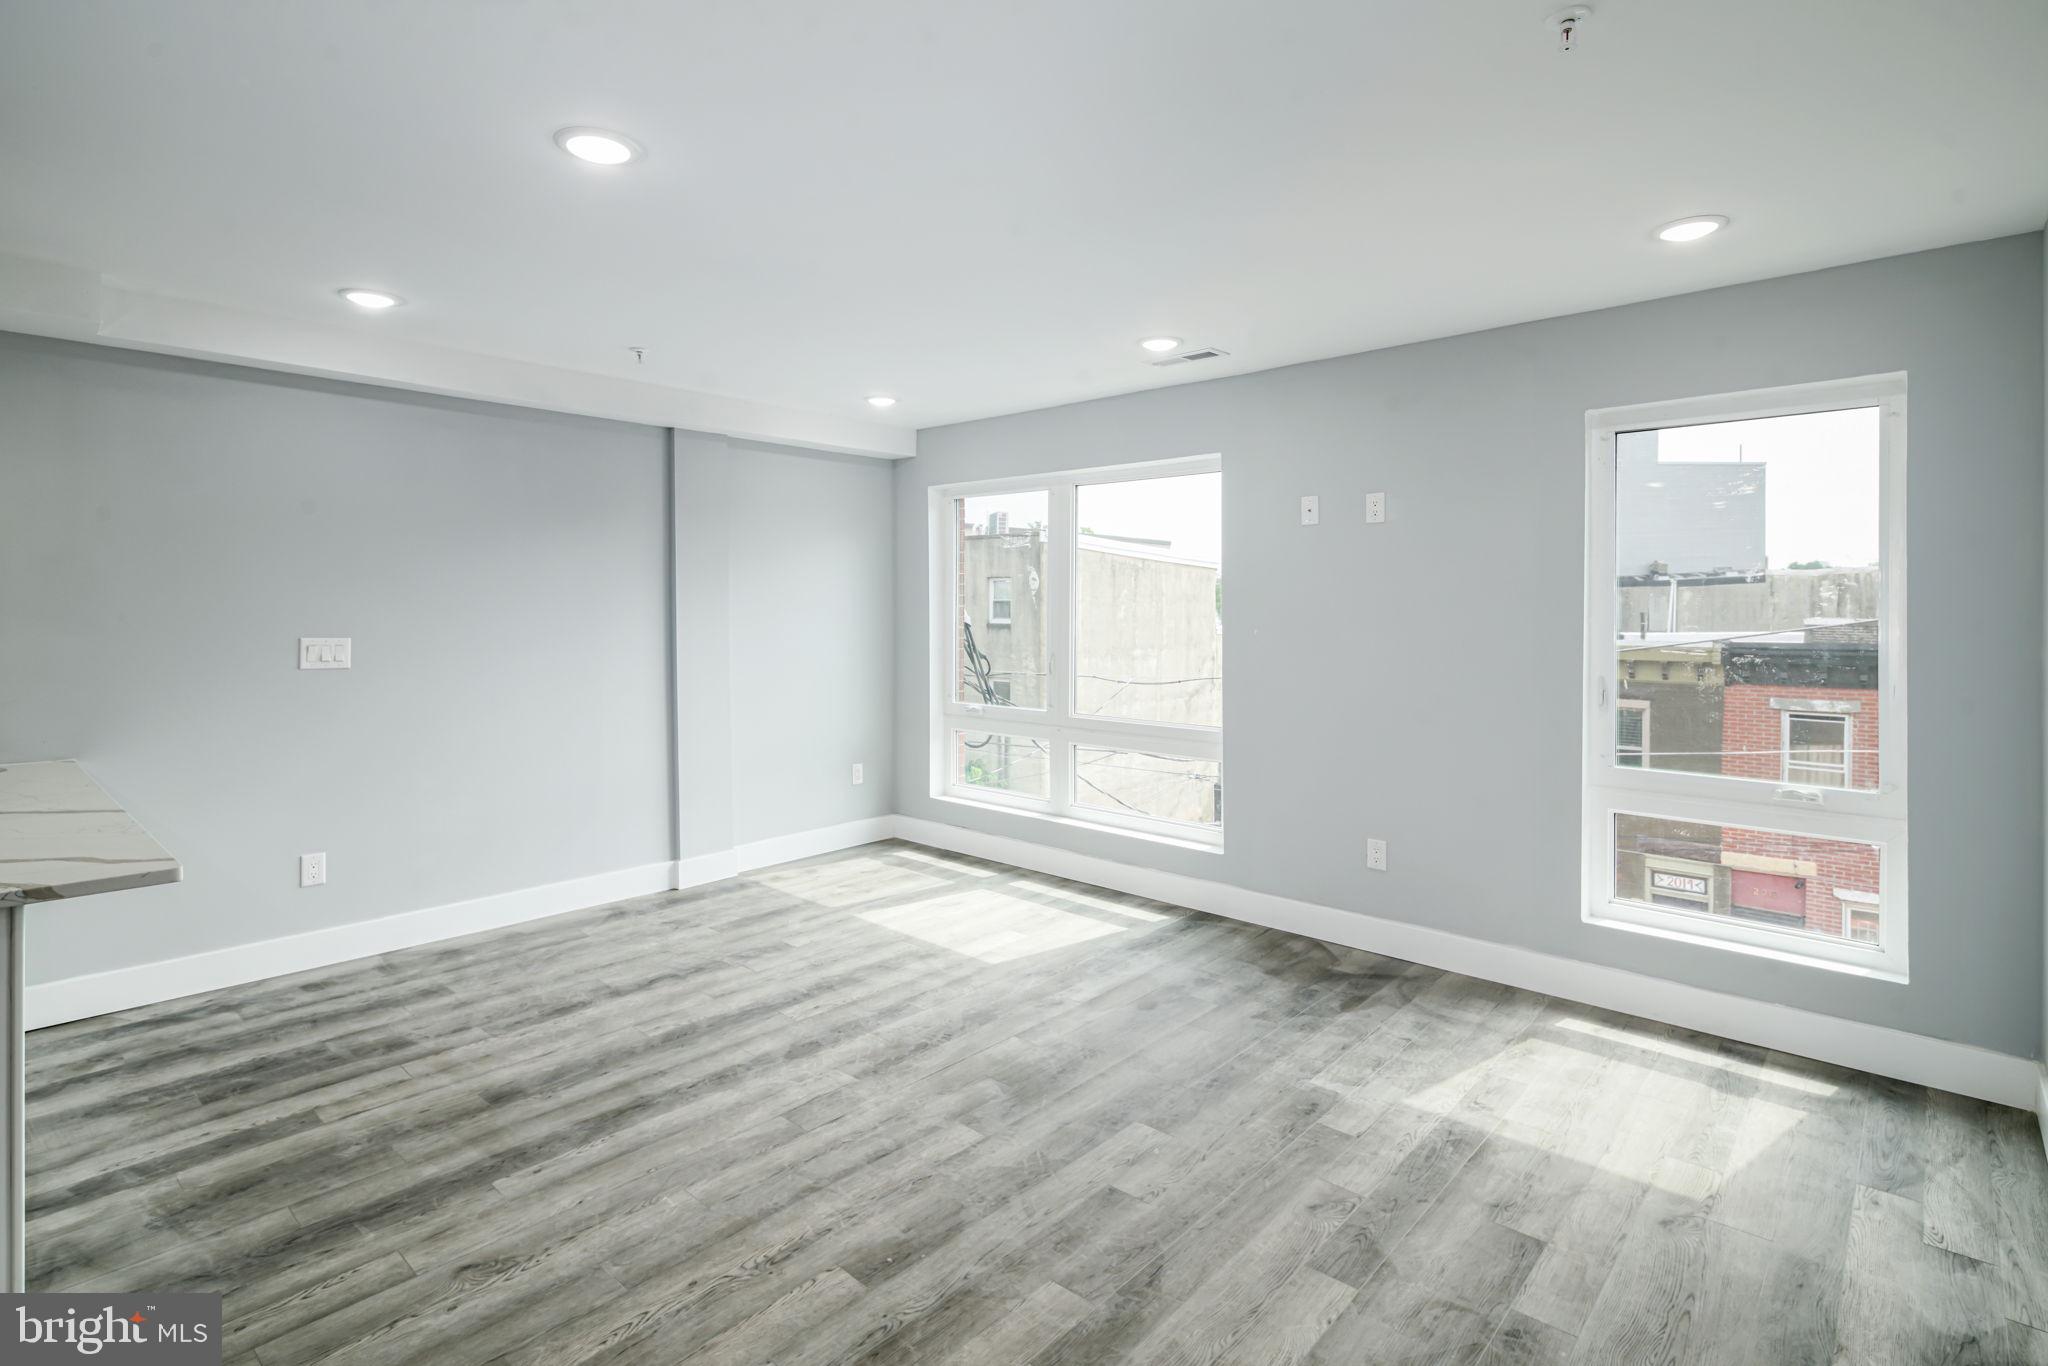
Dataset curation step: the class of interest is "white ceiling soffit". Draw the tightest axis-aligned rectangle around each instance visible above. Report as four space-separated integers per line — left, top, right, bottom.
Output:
3 1 2046 438
0 254 912 458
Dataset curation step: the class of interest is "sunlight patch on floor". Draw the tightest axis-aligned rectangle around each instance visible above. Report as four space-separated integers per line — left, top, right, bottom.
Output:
1550 1015 1842 1096
1728 1097 1808 1169
755 857 948 907
1007 880 1174 923
1393 1065 1490 1117
888 847 1000 878
858 890 1131 963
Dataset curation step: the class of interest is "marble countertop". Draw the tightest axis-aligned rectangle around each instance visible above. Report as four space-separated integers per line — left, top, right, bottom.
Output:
0 760 182 906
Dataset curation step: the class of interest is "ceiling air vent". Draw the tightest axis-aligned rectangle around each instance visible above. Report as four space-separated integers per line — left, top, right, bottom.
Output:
1151 346 1229 367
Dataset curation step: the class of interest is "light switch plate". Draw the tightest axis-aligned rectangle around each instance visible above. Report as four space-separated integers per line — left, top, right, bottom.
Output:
1300 495 1320 526
300 637 352 670
1366 838 1387 871
851 763 865 786
300 851 327 887
1366 492 1387 524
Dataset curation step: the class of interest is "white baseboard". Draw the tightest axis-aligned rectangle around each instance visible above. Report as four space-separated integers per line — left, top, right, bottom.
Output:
2036 1066 2048 1163
735 816 897 873
28 814 902 1029
673 849 741 890
893 815 2041 1111
26 861 676 1030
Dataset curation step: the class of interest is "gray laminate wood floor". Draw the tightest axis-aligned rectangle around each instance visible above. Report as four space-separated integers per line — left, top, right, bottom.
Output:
26 840 2048 1364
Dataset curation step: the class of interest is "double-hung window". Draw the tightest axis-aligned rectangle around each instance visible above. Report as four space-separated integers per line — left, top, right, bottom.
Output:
932 457 1223 846
1582 376 1907 978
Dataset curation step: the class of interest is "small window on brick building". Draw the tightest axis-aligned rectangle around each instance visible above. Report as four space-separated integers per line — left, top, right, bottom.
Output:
1839 891 1880 945
988 577 1013 626
1616 701 1648 767
1784 712 1850 787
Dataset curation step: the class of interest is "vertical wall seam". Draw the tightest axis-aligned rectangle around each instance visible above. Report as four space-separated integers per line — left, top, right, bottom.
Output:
665 426 682 868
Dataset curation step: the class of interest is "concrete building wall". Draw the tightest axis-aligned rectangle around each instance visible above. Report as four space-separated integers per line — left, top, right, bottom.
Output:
953 530 1220 825
1073 547 1221 728
959 532 1048 709
1615 567 1877 636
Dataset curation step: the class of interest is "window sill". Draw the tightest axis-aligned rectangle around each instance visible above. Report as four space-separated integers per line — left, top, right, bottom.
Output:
931 792 1224 855
1585 906 1907 984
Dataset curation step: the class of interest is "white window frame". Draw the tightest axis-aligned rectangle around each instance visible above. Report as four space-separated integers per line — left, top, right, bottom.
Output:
1781 710 1851 788
1582 374 1908 980
930 455 1223 849
987 576 1013 626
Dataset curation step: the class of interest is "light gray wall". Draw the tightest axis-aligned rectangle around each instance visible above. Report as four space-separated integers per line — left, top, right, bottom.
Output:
674 434 895 856
674 432 737 860
897 232 2047 1058
1 334 673 985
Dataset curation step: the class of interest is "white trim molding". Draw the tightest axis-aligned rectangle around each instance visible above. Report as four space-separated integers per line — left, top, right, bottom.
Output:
26 816 897 1029
734 817 899 875
2037 1065 2048 1163
672 849 742 891
894 815 2039 1110
25 861 673 1030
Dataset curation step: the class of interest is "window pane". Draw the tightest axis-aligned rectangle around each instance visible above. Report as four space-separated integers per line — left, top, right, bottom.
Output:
956 492 1048 708
1074 472 1221 726
1073 747 1221 828
1612 813 1882 946
1613 408 1880 790
952 730 1049 799
1785 713 1849 787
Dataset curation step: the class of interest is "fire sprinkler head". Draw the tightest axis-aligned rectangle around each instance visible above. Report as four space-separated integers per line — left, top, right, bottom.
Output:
1548 5 1592 51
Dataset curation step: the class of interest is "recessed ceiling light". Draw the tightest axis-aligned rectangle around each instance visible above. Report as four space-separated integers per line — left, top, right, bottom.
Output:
1656 215 1728 243
554 127 644 166
338 288 402 310
866 395 898 409
1139 336 1183 353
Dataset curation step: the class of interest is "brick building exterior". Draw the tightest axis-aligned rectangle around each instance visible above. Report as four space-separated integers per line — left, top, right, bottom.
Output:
1613 624 1883 946
1716 633 1882 940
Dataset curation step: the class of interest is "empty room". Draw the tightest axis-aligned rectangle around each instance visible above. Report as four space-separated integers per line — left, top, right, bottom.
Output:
3 2 2048 1362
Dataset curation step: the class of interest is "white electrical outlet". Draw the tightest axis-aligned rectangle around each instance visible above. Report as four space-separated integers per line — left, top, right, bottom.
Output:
1366 492 1387 524
1300 495 1320 526
300 851 327 887
851 763 865 786
299 637 352 670
1366 838 1387 872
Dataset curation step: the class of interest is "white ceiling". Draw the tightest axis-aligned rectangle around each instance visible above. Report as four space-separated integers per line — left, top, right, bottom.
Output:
3 0 2046 448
